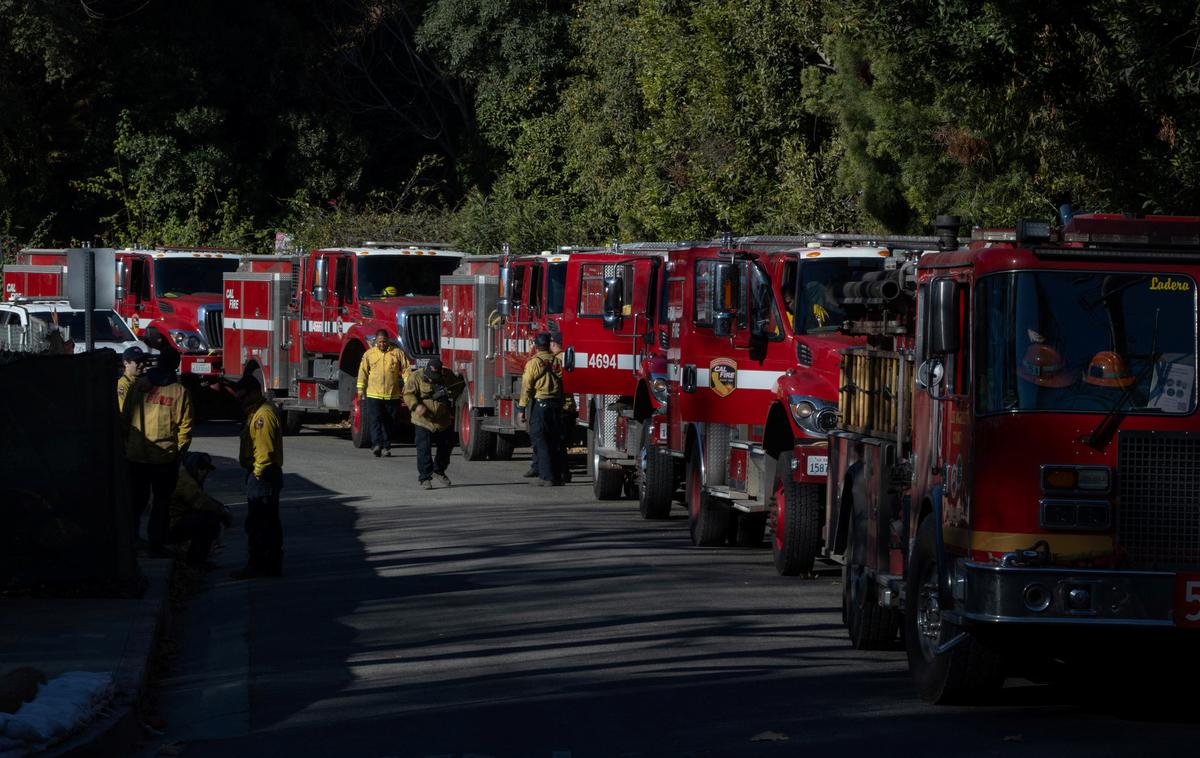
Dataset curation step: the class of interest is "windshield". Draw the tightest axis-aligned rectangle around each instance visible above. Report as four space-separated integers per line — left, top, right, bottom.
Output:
154 258 239 297
546 263 566 315
357 256 461 298
30 310 135 343
976 271 1197 415
793 258 887 333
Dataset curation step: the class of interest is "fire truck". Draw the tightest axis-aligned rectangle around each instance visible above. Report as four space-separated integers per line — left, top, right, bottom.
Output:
641 237 948 575
812 213 1200 703
440 246 669 466
4 246 239 384
222 244 462 440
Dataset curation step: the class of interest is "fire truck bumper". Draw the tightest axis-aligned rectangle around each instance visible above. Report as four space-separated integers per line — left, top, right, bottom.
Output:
955 562 1179 628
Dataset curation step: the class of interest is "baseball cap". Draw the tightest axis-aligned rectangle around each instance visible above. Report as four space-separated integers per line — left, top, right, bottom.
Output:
534 332 551 349
122 346 148 361
427 356 443 370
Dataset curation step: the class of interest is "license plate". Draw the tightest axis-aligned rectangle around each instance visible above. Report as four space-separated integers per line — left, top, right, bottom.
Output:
1174 573 1200 627
191 361 212 374
805 455 828 477
413 358 430 369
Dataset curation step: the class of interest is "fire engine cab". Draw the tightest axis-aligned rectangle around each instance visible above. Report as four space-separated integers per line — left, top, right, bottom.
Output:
223 244 463 440
815 213 1200 703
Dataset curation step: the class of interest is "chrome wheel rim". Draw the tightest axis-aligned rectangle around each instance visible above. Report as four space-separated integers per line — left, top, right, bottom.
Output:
916 567 943 659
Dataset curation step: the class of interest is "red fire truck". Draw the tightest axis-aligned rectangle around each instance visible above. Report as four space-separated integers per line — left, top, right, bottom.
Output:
4 246 240 382
813 213 1200 703
222 244 463 440
643 236 950 575
440 246 669 464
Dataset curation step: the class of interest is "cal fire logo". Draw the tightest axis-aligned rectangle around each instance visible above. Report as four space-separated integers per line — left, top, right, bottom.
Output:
709 357 737 396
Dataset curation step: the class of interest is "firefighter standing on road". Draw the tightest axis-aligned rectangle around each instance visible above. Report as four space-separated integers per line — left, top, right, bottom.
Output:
517 332 566 486
123 350 193 555
357 329 409 457
403 357 464 490
522 332 575 481
117 346 149 411
232 376 284 579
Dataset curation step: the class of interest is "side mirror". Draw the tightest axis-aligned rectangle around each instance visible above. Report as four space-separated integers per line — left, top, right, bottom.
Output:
313 257 328 304
563 346 576 371
712 311 733 337
929 279 960 354
114 259 127 302
916 359 945 390
603 275 624 328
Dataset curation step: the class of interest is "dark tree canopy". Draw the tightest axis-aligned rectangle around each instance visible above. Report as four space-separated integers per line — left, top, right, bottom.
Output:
2 0 1199 259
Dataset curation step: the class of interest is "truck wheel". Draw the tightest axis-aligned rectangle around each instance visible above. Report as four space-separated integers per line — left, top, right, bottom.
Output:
843 564 900 650
283 409 304 436
491 433 515 461
687 445 728 546
459 404 492 461
638 426 674 519
770 452 821 576
589 427 623 500
731 512 767 547
905 517 1004 704
351 395 371 449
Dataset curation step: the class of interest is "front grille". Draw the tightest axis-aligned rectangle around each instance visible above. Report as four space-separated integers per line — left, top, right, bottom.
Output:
404 311 439 358
202 308 223 349
1117 431 1200 569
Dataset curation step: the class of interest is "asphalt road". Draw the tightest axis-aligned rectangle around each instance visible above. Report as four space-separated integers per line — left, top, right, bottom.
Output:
145 421 1200 758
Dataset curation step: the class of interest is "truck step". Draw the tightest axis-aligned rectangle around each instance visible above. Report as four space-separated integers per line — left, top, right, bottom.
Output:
873 572 904 609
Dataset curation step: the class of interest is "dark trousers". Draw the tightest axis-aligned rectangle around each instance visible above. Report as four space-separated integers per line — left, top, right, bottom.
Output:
414 426 454 481
530 399 566 482
530 410 575 477
367 398 399 450
245 467 283 573
167 511 222 567
129 461 179 548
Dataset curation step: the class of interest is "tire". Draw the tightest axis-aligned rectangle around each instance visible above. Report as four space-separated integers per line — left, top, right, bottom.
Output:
905 517 1005 704
283 409 304 436
351 394 371 449
769 452 822 576
589 427 623 500
638 425 674 519
843 563 900 650
732 512 767 547
491 433 516 460
459 403 492 461
687 442 728 546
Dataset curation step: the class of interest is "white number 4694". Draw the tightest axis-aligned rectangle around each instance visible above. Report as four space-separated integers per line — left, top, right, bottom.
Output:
588 353 617 369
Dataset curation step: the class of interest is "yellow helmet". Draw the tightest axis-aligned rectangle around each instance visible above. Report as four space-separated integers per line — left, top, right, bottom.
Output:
382 285 399 297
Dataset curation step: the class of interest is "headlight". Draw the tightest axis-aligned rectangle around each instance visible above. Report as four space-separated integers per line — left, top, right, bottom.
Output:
169 330 206 353
650 377 669 404
789 395 837 437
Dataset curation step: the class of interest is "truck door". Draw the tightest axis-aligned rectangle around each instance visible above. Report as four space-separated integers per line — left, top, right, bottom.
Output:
566 256 658 395
915 276 971 547
502 259 546 378
120 255 155 333
303 252 349 355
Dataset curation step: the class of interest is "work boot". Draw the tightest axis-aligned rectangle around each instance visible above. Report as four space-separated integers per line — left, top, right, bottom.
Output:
384 448 393 457
373 446 382 458
433 472 451 487
420 480 433 490
522 467 538 478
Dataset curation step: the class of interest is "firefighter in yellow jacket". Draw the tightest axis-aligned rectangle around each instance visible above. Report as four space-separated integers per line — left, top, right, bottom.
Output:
123 350 193 554
403 357 464 489
357 329 409 457
232 375 284 579
516 332 566 486
117 346 149 411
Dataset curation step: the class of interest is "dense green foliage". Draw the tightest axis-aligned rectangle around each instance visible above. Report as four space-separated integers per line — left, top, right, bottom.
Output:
3 0 1199 259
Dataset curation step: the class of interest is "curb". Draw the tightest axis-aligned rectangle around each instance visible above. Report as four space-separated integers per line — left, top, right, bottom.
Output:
50 560 174 757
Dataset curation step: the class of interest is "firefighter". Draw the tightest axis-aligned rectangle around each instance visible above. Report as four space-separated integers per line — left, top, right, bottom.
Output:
404 357 464 489
123 350 193 555
516 332 566 486
550 331 576 483
167 452 233 569
232 375 284 579
117 346 149 411
357 329 409 457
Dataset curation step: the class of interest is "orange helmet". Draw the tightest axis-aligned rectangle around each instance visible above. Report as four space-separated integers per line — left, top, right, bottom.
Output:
1019 343 1075 388
1084 350 1135 388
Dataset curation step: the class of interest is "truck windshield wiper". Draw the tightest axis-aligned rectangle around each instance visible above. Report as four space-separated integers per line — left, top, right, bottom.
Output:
1084 308 1160 450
